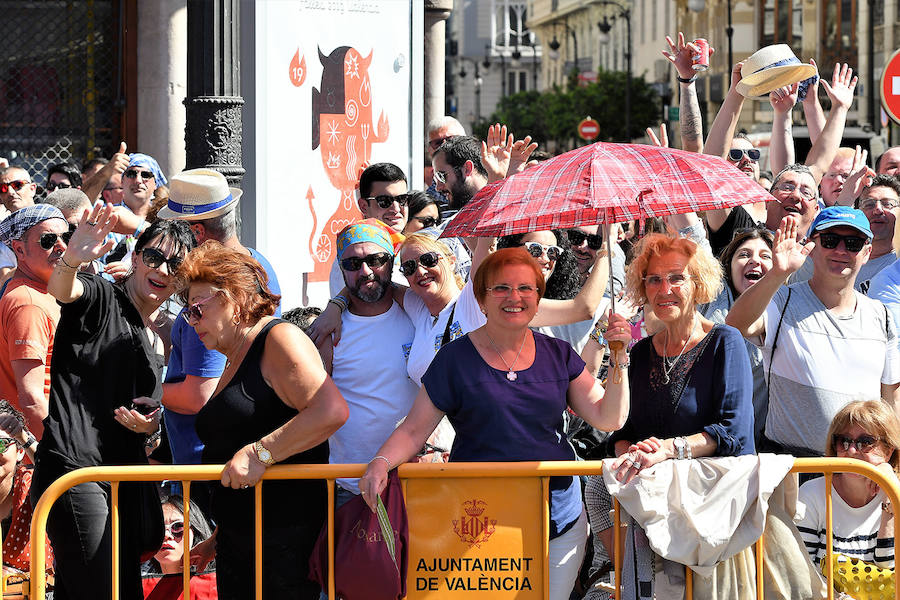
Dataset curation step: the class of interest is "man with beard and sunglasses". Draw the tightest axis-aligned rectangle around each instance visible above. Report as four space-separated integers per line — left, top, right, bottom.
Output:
727 208 900 457
0 204 71 437
321 220 418 511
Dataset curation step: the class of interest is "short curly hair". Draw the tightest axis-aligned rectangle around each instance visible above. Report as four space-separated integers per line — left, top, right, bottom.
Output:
625 233 723 306
177 240 280 322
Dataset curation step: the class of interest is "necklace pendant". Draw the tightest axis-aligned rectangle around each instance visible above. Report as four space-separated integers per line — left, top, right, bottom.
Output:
506 370 517 382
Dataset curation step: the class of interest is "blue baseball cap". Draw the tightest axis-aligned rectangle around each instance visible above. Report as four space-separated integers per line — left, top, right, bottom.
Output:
810 206 873 240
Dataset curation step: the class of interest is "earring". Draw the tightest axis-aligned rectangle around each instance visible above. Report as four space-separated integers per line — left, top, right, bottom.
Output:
480 307 486 314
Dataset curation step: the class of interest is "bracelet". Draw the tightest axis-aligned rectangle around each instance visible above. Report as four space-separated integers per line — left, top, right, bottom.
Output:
59 254 83 270
327 298 347 313
23 432 37 448
328 294 349 312
676 74 697 84
611 351 629 370
369 455 391 469
134 219 146 237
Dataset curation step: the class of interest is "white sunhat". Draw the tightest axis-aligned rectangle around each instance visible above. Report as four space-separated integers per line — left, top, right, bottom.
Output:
735 44 818 98
156 168 243 221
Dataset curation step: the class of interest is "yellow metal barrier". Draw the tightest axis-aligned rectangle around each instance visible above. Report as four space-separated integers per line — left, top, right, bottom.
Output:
27 458 900 600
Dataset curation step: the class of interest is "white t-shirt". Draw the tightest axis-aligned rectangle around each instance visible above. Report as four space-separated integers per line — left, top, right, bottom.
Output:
329 302 418 493
0 244 15 270
796 476 894 568
403 281 484 386
761 282 900 452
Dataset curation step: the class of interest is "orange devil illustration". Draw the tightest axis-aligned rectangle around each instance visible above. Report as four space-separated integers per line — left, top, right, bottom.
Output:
307 46 389 283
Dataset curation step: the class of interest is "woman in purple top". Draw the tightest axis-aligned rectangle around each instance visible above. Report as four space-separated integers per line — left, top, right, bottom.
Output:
359 247 631 600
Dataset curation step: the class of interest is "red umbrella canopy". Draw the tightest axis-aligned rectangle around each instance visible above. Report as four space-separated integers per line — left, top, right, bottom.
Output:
442 141 773 238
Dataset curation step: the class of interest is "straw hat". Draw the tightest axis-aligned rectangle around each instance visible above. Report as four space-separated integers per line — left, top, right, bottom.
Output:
156 168 242 221
735 44 817 98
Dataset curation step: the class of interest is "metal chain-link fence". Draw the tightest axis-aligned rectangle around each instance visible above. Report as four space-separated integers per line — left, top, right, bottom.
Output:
0 0 119 191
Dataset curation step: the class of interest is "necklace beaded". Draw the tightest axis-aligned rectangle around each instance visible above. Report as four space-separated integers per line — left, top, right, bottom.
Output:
485 330 528 382
661 318 698 384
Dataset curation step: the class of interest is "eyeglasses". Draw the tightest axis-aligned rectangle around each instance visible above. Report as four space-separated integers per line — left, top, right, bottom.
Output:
772 182 817 201
0 438 17 453
38 228 74 250
833 434 881 453
433 169 451 185
567 229 604 250
643 273 692 288
728 148 761 162
815 232 869 253
0 180 31 194
523 242 562 261
860 198 900 211
486 284 538 298
414 216 438 229
123 169 154 181
399 251 441 276
140 247 184 271
365 194 410 209
164 521 185 540
340 252 391 272
428 136 454 151
182 293 220 325
46 181 73 192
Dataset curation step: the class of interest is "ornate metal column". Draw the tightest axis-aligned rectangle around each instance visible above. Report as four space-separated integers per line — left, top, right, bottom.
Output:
184 0 244 187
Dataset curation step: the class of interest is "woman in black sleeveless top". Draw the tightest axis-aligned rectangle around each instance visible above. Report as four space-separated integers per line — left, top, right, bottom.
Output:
177 241 348 599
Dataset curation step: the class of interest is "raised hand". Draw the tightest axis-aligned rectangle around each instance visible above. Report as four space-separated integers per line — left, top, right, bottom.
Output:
820 63 858 111
835 145 874 206
481 123 514 183
507 135 539 176
663 33 714 80
646 123 669 148
772 216 815 276
769 82 799 114
728 61 745 94
64 202 119 265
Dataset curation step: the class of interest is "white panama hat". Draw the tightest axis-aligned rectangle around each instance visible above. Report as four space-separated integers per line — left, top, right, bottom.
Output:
735 44 817 98
156 168 243 220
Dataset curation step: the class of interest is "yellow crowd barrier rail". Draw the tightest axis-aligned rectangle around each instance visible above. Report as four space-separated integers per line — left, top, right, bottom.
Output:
27 458 900 600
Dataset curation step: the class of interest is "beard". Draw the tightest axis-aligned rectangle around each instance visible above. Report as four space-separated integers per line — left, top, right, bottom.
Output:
449 180 474 211
348 272 389 303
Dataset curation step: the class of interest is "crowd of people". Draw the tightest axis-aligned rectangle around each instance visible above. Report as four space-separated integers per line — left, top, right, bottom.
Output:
2 32 900 600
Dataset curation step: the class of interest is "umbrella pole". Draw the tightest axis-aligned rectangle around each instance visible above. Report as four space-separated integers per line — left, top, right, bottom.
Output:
606 221 624 384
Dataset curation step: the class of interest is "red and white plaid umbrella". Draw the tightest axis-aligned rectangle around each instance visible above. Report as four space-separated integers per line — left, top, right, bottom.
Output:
442 142 773 238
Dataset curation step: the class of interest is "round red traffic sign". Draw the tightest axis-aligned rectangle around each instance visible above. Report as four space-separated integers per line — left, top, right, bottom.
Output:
578 117 600 141
881 48 900 124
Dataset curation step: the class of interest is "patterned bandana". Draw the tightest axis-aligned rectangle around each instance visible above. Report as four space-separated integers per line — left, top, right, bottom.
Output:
128 153 168 187
336 218 404 258
0 204 66 248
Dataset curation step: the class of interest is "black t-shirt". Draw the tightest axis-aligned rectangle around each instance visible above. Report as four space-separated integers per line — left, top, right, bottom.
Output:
35 274 162 482
708 206 761 257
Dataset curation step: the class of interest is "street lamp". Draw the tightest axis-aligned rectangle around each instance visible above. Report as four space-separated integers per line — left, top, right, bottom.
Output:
483 44 508 97
458 57 483 121
597 1 632 141
687 0 732 70
548 23 578 72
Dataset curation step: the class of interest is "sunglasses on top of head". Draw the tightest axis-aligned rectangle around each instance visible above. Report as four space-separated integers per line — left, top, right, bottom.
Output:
728 148 761 162
124 169 155 181
0 180 31 194
340 252 392 272
523 242 562 262
399 251 441 276
814 232 869 253
567 229 604 250
365 194 410 209
139 247 184 271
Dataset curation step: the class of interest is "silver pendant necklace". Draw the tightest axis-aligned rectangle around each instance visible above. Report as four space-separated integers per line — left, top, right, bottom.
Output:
485 330 528 382
661 318 697 384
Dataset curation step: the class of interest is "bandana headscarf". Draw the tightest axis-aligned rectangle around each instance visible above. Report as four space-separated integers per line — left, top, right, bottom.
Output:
128 153 168 187
336 218 404 258
0 204 66 248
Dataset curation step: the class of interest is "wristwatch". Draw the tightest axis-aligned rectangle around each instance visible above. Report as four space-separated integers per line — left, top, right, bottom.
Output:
673 437 687 460
253 441 276 466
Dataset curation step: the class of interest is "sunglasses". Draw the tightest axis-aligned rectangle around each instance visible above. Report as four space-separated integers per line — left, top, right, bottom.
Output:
833 434 881 453
643 273 692 288
182 293 220 325
414 216 439 229
486 284 538 298
340 252 391 272
0 180 31 194
365 194 409 209
523 242 562 262
0 438 17 453
164 521 185 540
140 247 184 271
46 181 73 192
39 228 74 250
728 148 761 162
399 251 441 276
123 169 154 181
433 170 450 185
428 136 454 151
815 232 868 253
567 229 604 250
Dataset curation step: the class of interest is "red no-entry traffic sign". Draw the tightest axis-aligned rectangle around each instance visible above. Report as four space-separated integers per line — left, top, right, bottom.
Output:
881 49 900 124
578 117 600 141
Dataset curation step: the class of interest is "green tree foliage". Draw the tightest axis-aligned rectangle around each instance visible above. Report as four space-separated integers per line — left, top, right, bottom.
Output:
473 70 659 152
